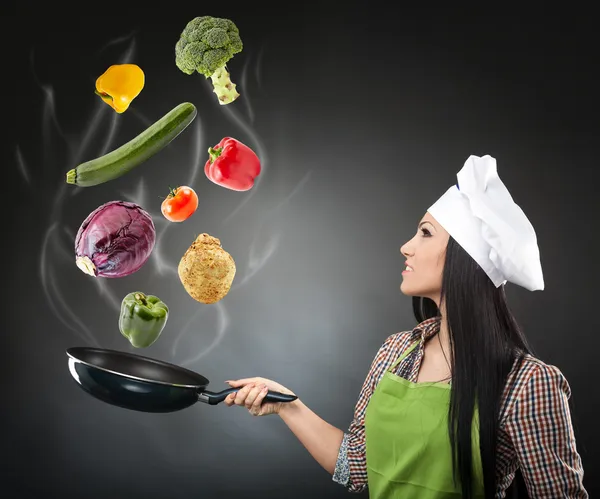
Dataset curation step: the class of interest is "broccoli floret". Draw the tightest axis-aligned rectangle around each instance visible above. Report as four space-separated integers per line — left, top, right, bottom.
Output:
202 47 230 73
228 31 243 53
175 16 243 105
203 28 229 49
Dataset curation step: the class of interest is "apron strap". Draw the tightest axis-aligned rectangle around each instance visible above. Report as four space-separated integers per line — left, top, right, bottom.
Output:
388 340 420 372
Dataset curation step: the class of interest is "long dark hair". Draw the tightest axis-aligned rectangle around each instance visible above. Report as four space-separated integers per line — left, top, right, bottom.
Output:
412 236 533 498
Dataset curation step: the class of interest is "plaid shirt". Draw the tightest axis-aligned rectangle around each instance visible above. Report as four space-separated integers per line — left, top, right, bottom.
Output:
332 317 588 498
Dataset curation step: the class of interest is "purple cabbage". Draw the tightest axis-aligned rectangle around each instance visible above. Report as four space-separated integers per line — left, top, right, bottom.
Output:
75 200 156 278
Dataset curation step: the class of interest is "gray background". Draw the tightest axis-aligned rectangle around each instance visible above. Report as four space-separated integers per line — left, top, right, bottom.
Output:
5 6 598 498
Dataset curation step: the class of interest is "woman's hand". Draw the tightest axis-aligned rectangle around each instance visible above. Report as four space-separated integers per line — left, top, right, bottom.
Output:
224 377 296 416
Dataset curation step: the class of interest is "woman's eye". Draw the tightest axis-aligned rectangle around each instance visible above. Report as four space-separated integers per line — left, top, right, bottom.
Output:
421 228 431 237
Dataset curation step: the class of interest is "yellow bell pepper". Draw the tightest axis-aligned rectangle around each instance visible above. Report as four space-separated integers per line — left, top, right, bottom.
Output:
95 64 145 113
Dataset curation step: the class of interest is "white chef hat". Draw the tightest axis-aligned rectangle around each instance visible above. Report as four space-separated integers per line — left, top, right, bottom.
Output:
428 155 544 291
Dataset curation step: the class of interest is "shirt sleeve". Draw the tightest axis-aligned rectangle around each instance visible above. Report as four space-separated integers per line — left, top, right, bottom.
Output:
332 334 400 493
505 363 588 498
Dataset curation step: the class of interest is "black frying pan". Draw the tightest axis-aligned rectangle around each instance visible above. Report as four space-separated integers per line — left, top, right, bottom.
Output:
66 347 297 413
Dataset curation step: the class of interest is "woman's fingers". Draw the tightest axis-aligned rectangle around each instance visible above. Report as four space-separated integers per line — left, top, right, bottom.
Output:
223 378 279 414
224 382 257 407
250 385 269 415
224 391 237 406
244 383 267 409
234 382 256 405
226 377 262 387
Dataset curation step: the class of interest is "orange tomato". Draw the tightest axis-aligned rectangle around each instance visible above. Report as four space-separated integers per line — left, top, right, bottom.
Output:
161 186 198 222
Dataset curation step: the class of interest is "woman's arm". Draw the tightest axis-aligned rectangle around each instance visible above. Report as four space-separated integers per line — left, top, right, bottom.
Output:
225 332 405 493
505 362 588 498
280 332 405 493
277 399 344 474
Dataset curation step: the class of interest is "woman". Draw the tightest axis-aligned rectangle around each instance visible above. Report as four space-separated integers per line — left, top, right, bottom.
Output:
224 155 588 498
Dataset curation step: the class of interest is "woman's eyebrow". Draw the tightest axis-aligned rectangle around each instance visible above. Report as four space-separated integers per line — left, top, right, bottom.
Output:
418 221 432 228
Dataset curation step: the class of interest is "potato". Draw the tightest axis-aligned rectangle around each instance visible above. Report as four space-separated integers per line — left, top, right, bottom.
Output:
178 233 236 304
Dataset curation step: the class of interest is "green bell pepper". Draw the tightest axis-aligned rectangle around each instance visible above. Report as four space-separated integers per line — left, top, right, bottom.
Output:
119 292 169 348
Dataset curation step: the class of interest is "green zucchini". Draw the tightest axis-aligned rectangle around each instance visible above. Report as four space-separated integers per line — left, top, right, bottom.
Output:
66 102 197 187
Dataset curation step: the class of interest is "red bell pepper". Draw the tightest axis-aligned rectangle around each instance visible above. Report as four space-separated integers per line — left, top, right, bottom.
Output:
204 137 261 191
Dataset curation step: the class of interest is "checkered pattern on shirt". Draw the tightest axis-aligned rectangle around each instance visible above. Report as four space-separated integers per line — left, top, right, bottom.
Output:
331 317 588 498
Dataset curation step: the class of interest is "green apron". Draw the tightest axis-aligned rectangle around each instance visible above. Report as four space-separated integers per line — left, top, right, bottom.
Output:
365 341 485 498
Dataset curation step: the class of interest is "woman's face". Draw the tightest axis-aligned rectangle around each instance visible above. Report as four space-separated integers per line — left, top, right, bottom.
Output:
400 212 449 305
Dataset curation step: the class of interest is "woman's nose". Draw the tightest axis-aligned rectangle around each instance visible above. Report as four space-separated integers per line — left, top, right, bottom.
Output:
400 241 413 257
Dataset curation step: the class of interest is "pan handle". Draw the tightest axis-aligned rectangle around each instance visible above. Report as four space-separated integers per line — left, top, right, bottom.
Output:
198 388 298 405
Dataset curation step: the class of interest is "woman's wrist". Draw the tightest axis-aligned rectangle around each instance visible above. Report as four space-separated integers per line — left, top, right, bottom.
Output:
278 397 302 418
